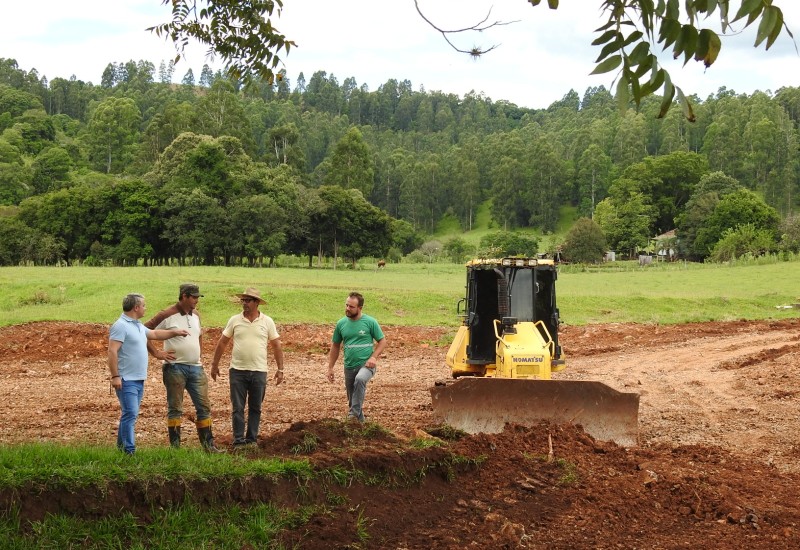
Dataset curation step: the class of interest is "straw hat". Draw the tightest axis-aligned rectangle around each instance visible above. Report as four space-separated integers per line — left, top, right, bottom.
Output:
236 287 266 305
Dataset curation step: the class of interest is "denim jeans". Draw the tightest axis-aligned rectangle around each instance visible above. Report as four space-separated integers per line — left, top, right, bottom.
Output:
344 365 375 422
162 363 211 425
115 378 144 454
229 368 267 444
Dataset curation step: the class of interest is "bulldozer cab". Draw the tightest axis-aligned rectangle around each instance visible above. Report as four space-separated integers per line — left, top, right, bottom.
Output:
463 258 562 366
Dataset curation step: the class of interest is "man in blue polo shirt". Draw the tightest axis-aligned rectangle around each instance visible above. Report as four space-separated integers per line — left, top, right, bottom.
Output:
108 293 188 455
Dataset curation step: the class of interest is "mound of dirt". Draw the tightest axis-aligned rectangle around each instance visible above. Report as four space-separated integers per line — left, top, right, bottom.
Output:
1 320 800 547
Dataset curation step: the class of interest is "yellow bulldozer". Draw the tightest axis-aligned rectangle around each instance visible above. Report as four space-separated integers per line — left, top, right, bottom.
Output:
430 257 640 446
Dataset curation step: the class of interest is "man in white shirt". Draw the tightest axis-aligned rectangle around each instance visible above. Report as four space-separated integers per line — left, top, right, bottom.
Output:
146 283 222 452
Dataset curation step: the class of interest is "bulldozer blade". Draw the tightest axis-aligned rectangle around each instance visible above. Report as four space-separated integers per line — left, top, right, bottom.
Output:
430 378 640 446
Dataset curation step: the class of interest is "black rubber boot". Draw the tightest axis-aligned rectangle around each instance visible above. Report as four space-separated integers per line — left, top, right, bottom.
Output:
198 426 225 453
168 426 181 448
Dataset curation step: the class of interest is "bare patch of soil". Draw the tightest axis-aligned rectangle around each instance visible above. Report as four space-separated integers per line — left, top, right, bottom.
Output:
1 319 800 548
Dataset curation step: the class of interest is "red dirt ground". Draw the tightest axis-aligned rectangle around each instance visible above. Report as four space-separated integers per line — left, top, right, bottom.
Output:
2 319 800 548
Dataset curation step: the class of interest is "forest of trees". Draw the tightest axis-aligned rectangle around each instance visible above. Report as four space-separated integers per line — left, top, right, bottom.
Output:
1 55 799 267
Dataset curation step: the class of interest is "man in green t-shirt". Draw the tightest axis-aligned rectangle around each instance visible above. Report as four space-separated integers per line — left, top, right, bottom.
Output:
326 292 387 422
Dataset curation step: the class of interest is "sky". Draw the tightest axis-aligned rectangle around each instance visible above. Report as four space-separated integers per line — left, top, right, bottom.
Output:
2 1 800 110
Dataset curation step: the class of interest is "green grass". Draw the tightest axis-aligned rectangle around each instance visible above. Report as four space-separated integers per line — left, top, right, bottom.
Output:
1 257 798 328
0 502 315 549
0 443 312 489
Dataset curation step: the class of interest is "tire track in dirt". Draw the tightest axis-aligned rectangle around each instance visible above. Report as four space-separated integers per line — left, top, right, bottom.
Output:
563 329 800 472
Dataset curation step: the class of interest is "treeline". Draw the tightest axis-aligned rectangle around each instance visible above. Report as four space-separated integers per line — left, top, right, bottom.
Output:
0 56 799 266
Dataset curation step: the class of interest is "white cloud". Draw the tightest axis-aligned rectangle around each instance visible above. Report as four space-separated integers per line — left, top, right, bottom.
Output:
1 0 799 109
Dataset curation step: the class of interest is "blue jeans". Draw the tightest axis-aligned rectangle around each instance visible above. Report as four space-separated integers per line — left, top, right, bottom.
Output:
344 366 375 422
115 379 144 454
229 369 267 444
162 363 211 426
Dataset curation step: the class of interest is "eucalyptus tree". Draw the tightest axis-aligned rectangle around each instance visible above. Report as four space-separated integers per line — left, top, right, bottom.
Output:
196 79 254 150
775 86 800 127
526 137 567 232
576 143 612 218
85 96 142 173
299 109 349 173
47 76 97 121
266 122 305 170
143 100 198 160
701 92 748 177
740 92 798 210
415 96 434 134
489 155 529 229
325 126 374 198
158 60 175 84
610 110 648 169
181 69 195 87
442 144 481 230
370 147 408 217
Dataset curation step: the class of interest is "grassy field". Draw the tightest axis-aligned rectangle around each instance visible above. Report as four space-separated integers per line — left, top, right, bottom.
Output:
0 257 798 328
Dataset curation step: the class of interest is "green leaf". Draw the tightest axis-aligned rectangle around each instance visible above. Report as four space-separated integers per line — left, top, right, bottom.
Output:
592 29 619 46
755 6 779 48
633 55 655 78
658 17 681 50
628 41 652 65
676 87 696 122
595 38 624 62
732 0 765 24
616 74 630 112
649 67 666 91
657 74 675 119
547 0 559 8
591 55 623 75
766 7 784 50
695 29 721 67
665 0 679 20
622 30 644 48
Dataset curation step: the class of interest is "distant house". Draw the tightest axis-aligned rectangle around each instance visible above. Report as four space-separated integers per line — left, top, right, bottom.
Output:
652 229 678 261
